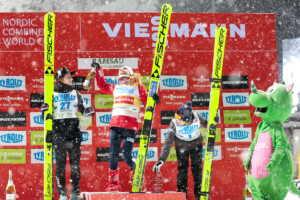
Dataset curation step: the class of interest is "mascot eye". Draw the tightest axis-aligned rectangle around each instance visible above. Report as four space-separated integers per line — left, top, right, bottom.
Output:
267 84 278 94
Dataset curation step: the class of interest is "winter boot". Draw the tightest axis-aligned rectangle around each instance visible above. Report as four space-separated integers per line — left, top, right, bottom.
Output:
59 190 68 200
70 192 83 200
106 168 120 192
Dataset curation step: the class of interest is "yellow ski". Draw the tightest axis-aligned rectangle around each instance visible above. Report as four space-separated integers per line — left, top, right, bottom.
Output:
44 12 55 200
200 27 227 200
132 4 172 192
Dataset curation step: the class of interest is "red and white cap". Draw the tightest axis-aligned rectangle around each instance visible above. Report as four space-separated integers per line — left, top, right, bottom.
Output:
121 66 134 75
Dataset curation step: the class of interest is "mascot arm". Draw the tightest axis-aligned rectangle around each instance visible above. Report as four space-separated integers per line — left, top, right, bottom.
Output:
266 128 287 171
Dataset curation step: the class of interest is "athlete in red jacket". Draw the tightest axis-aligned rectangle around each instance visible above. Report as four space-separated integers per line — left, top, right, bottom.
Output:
94 63 159 191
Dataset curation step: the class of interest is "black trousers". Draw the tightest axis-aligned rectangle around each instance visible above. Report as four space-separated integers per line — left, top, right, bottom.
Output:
176 142 203 200
54 136 81 195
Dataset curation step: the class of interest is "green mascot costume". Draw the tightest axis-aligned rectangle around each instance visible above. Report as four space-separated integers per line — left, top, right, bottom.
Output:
243 81 300 199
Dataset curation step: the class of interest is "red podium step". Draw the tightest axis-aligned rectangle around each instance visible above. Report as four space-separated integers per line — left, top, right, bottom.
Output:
80 192 186 200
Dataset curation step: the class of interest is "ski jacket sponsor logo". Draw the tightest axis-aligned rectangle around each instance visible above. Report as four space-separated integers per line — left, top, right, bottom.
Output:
0 76 26 90
33 115 44 124
115 85 134 94
54 93 76 102
225 128 252 142
105 77 118 84
0 133 24 144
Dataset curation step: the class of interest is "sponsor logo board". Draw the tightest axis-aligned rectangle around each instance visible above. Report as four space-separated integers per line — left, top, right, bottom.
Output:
225 127 252 142
95 94 114 109
0 94 28 109
0 131 26 146
72 76 87 91
222 75 249 89
81 130 92 145
203 145 222 160
224 144 249 158
0 112 26 127
194 110 221 124
223 93 250 107
135 129 157 143
30 93 44 108
78 58 138 69
160 76 187 90
223 110 251 124
96 112 112 127
201 128 221 143
166 147 177 161
0 76 26 90
0 149 26 164
30 112 44 127
191 93 210 107
30 130 44 146
161 111 175 125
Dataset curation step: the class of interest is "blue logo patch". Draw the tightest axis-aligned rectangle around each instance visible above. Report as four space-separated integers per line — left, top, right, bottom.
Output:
162 78 184 87
228 130 249 139
0 133 23 143
178 125 199 135
225 95 246 104
99 114 112 124
83 97 89 105
34 151 44 161
132 150 155 159
34 115 44 124
81 132 89 142
202 149 218 158
0 78 22 88
150 81 158 97
105 78 118 85
115 86 134 94
54 93 76 102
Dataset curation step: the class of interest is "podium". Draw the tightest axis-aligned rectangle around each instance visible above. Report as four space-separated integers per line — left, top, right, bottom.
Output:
80 192 186 200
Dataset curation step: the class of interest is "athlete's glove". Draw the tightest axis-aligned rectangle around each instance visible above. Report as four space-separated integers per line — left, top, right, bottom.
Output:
153 160 164 173
41 103 49 120
91 60 101 70
152 93 160 105
84 107 95 117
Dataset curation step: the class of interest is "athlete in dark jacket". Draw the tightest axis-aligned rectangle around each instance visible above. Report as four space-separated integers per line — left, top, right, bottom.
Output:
41 66 95 200
153 101 207 200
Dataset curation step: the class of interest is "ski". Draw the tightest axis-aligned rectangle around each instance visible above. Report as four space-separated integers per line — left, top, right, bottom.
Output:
132 4 172 192
44 12 55 200
200 27 227 200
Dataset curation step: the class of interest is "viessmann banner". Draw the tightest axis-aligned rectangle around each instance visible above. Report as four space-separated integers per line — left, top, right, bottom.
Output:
0 12 278 200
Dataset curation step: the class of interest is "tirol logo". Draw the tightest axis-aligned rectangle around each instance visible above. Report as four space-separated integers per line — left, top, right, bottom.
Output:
225 95 246 104
132 150 155 159
81 132 89 142
228 130 249 139
34 115 44 124
0 133 23 143
162 78 184 87
202 149 218 157
83 97 89 105
34 151 44 161
0 78 22 88
99 114 112 124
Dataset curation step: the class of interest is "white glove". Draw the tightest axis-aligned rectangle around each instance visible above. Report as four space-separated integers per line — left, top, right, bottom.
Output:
153 160 164 173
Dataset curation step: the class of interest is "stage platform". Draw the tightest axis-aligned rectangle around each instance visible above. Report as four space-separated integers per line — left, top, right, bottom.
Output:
80 191 186 200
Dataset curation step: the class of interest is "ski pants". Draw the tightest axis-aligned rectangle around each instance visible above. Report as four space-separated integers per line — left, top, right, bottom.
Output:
176 142 203 200
109 127 136 170
53 135 81 195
